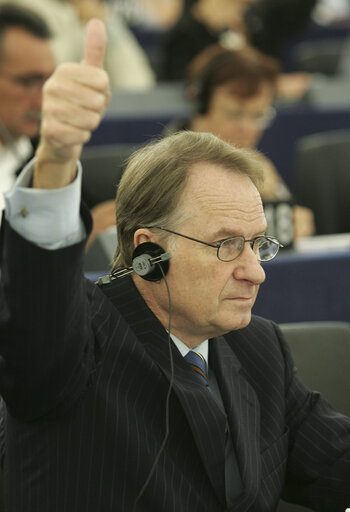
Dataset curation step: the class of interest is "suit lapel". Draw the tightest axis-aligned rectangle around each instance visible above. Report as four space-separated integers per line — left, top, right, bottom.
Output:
210 336 261 510
99 276 227 506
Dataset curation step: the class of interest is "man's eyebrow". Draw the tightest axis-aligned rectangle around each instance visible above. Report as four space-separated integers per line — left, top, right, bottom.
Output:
211 229 240 240
12 72 50 81
211 225 269 240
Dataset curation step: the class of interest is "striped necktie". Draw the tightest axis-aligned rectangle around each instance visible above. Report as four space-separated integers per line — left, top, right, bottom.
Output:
184 351 210 389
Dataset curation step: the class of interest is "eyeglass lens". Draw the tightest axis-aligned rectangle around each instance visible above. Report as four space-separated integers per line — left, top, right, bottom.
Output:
219 236 279 262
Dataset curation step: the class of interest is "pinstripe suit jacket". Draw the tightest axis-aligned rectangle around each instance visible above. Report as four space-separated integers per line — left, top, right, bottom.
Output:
1 219 350 512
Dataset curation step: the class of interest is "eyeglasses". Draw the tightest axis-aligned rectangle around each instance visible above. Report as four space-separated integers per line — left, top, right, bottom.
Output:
148 226 283 262
222 106 276 129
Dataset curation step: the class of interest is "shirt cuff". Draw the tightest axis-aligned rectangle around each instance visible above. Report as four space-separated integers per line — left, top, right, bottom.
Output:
4 158 86 250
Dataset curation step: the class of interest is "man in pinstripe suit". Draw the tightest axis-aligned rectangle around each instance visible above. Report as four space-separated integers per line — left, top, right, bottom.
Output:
1 18 350 512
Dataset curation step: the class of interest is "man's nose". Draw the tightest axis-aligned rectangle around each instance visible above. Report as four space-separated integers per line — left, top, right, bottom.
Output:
28 89 43 114
232 243 266 284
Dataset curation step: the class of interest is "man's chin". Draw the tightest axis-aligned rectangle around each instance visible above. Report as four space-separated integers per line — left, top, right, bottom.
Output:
233 313 252 331
217 312 252 336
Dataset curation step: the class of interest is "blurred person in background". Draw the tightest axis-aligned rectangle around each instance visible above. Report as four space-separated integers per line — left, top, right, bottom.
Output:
312 0 350 25
0 0 156 90
0 3 117 244
165 44 315 238
159 0 315 101
244 0 318 60
159 0 256 80
0 3 55 222
121 0 184 29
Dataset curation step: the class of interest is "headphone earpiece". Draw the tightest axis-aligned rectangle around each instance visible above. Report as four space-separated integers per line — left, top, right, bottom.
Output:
97 242 171 285
132 242 171 281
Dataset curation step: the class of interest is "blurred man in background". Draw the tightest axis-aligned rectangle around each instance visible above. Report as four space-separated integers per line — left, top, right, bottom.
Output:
1 0 156 90
0 3 117 244
0 3 55 219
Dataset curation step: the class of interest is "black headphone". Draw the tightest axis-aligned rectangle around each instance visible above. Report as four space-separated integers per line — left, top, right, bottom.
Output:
97 242 171 286
130 242 171 281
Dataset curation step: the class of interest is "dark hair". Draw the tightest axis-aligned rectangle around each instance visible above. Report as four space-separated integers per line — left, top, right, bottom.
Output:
0 3 52 53
183 0 199 9
186 44 280 114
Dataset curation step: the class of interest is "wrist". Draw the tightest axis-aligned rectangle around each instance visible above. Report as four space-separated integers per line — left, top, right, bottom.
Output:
33 143 79 189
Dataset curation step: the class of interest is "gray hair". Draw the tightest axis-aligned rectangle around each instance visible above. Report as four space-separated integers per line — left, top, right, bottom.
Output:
113 131 264 269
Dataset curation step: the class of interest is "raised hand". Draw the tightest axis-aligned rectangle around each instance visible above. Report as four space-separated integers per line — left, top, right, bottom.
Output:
34 18 110 189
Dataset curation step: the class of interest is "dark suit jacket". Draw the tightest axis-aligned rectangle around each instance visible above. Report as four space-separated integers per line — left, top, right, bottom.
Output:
1 215 350 511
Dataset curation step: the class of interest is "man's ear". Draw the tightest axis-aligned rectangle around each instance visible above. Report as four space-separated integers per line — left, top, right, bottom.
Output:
133 228 153 248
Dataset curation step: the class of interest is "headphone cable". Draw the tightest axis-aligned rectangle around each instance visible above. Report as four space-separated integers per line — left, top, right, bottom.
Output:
132 264 174 511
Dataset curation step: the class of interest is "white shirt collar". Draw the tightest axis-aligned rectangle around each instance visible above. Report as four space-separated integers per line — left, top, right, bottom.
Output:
170 334 209 365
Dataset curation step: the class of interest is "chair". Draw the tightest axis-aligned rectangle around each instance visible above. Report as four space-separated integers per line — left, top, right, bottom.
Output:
257 107 350 192
306 76 350 108
80 143 140 208
87 83 191 145
280 321 350 416
84 226 117 273
295 129 350 235
277 321 350 512
292 38 345 76
81 144 141 272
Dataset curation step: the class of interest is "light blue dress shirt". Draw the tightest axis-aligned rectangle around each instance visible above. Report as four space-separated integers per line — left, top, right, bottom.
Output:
4 158 85 249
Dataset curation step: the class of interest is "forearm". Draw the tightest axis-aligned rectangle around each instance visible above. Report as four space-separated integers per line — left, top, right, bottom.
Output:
0 209 94 421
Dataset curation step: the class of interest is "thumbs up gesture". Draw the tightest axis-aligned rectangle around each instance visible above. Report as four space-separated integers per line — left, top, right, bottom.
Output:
83 17 107 68
34 19 110 189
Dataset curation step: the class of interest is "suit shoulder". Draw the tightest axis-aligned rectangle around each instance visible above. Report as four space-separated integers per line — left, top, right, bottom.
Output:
223 315 285 361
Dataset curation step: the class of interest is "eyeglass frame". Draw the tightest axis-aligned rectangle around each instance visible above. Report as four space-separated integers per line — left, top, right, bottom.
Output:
145 226 283 262
219 105 276 130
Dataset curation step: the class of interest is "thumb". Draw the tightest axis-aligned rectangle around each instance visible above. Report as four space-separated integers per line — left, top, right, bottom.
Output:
83 18 107 68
